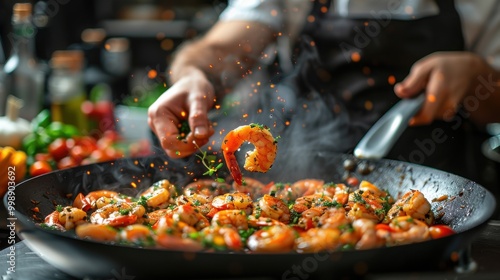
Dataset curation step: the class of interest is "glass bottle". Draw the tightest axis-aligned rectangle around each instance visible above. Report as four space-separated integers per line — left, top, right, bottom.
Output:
0 3 45 120
48 50 88 132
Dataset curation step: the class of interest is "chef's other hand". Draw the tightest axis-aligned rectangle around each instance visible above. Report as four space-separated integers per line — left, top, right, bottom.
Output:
148 67 215 158
394 52 490 126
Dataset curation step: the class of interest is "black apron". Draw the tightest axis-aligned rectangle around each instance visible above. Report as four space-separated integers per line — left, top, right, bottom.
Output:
209 0 473 179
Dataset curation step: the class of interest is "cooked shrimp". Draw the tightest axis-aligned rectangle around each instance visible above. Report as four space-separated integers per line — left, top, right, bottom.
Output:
211 209 248 230
156 232 203 251
293 194 334 213
358 181 389 198
184 179 232 198
152 214 197 236
139 185 171 209
347 202 380 223
151 179 180 201
221 124 277 185
211 192 253 215
144 208 171 225
297 207 326 230
383 216 431 245
291 179 324 196
171 203 210 231
256 194 290 223
58 206 87 230
319 207 350 229
247 216 285 228
43 210 66 231
266 182 294 203
316 183 350 205
386 190 434 225
294 228 341 253
176 194 213 216
201 226 243 251
75 223 118 242
347 189 389 222
84 190 122 210
232 177 270 200
90 202 145 227
120 224 154 244
247 225 296 253
351 219 385 250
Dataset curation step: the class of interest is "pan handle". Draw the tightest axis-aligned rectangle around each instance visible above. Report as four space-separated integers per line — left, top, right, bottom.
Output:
354 94 426 159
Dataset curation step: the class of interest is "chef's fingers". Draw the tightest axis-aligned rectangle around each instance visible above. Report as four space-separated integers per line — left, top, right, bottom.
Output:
409 70 451 126
394 60 432 98
160 133 211 158
188 89 215 141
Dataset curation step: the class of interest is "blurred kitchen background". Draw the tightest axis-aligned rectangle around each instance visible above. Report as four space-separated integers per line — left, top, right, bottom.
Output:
0 0 227 143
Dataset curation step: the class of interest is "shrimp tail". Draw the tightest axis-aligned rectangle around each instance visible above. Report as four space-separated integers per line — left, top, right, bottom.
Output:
224 152 243 185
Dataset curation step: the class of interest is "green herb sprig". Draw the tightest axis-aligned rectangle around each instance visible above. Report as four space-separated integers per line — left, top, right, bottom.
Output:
194 142 225 183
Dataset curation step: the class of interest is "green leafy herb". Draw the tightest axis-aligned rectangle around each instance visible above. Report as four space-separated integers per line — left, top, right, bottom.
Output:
193 142 224 182
176 120 191 141
238 228 256 244
119 209 131 215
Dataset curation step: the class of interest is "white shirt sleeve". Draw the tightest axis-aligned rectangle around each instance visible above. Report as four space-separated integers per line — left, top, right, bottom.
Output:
218 0 285 31
456 0 500 69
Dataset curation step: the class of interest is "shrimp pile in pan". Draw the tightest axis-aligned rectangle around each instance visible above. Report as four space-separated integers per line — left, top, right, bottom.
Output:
40 177 455 253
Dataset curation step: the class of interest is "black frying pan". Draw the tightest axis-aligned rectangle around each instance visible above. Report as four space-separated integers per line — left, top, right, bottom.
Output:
6 152 496 279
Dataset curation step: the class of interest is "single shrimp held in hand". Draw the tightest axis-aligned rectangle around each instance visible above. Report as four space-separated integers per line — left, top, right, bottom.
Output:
221 123 277 185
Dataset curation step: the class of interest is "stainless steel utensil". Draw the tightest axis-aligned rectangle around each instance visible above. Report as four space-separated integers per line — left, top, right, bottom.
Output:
354 94 426 159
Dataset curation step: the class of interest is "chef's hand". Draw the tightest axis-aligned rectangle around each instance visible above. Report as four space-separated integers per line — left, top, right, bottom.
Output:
148 67 215 158
394 51 491 126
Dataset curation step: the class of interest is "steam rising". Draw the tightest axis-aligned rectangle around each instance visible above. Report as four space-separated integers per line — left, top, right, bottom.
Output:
206 42 372 181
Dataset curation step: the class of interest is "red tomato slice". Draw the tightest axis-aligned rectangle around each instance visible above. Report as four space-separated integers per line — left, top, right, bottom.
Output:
106 215 137 227
72 193 92 211
429 225 455 239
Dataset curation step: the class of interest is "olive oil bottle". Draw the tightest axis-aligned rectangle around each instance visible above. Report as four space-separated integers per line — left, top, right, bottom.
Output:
48 50 88 133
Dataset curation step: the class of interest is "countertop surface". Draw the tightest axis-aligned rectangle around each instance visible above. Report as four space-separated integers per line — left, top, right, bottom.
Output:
1 220 500 280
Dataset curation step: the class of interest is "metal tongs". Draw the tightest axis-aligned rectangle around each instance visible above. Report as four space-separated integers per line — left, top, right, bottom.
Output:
354 94 426 159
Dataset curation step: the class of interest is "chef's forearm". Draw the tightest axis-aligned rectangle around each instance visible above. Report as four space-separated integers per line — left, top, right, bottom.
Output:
168 21 276 90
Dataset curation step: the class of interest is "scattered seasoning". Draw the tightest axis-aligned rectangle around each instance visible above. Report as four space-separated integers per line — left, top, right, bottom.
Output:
432 195 449 202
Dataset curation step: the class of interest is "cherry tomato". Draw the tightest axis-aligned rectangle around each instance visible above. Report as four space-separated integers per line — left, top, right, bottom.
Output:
48 138 69 161
35 153 53 162
346 176 360 187
57 156 78 170
30 160 53 177
429 225 455 239
70 145 92 163
375 223 392 232
75 136 98 150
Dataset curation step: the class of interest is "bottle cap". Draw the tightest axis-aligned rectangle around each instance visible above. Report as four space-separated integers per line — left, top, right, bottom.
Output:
13 3 32 21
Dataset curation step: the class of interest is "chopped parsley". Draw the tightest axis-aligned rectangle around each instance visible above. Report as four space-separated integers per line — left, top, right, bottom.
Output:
119 209 131 215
